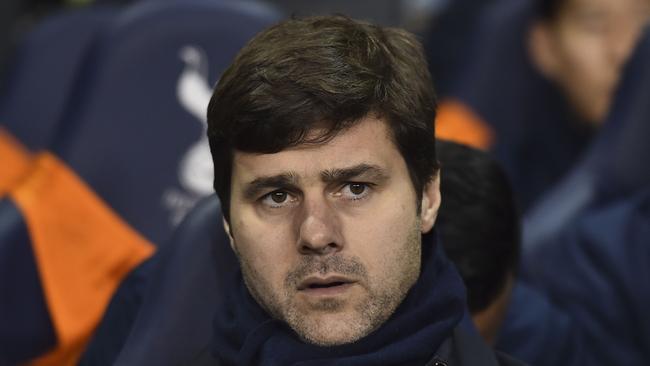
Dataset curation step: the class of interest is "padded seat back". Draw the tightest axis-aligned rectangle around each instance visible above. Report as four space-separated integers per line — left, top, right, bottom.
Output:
52 0 280 245
115 195 234 365
0 1 280 363
0 6 116 151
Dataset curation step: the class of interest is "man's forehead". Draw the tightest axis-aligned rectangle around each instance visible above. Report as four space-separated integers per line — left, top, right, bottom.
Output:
231 116 399 181
232 149 390 183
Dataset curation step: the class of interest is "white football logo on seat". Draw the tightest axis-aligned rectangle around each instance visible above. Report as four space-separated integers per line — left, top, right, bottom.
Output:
164 45 216 225
176 45 215 196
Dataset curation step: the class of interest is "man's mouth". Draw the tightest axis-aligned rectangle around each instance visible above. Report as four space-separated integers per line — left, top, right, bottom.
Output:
297 276 356 295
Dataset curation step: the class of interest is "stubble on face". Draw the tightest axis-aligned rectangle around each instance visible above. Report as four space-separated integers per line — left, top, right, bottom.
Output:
236 220 422 346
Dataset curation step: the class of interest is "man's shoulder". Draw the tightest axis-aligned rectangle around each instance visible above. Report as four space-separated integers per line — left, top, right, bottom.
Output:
431 327 527 366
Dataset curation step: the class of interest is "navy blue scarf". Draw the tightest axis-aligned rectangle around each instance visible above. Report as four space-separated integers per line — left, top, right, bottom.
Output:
211 231 466 366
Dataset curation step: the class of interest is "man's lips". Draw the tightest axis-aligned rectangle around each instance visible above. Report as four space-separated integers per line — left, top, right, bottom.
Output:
297 275 356 292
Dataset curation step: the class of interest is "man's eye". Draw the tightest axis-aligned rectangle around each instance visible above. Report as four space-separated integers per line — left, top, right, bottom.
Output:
261 190 294 208
349 183 366 195
271 191 288 203
341 183 370 200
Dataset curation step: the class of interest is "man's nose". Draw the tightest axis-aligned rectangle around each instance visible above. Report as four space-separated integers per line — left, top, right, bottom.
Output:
296 196 343 255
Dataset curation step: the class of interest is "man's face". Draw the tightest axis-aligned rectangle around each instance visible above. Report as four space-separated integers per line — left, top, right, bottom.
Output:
531 0 650 123
226 116 440 346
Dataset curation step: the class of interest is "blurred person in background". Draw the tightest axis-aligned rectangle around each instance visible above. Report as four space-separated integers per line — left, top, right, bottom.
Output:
436 140 586 366
436 140 520 345
498 26 650 366
528 0 649 125
434 0 650 212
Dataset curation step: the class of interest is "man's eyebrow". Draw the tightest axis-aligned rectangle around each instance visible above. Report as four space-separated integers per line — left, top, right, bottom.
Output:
320 163 388 183
243 172 299 199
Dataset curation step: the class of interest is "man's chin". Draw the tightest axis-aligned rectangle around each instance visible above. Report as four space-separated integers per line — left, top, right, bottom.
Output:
296 320 369 347
285 308 376 347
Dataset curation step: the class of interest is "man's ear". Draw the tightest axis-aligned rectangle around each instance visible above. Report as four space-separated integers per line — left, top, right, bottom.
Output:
420 171 441 234
222 217 237 254
528 20 560 80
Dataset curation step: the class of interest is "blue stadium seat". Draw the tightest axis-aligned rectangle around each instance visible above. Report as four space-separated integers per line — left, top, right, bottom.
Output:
0 7 117 364
0 0 280 363
0 6 116 201
75 1 281 362
51 0 281 246
0 6 117 152
0 198 56 364
112 195 232 366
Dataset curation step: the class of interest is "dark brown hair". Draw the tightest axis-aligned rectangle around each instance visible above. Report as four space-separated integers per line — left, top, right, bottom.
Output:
538 0 564 21
436 140 520 313
207 15 438 221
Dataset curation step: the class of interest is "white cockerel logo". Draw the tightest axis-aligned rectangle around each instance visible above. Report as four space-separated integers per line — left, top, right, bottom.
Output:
176 45 215 196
